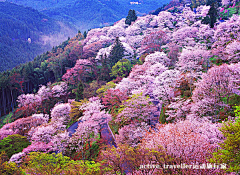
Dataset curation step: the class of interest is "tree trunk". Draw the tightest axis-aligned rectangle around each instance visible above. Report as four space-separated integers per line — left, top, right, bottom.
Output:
2 88 6 115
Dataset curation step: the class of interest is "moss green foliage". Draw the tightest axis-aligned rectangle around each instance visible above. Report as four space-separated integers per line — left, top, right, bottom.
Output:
0 134 30 159
0 152 24 175
159 104 166 124
110 59 132 78
96 81 116 98
73 81 84 101
70 135 101 161
83 80 106 99
0 112 13 128
22 152 105 175
220 2 240 20
210 105 240 173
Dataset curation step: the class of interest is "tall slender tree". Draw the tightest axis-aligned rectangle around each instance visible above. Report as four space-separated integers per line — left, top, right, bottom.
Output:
109 37 125 68
125 9 137 25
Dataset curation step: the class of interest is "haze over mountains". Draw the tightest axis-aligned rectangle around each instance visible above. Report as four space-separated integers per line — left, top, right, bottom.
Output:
5 0 170 31
0 2 77 72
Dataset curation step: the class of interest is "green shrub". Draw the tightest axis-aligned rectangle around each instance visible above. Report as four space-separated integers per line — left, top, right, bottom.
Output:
22 152 105 175
210 105 240 173
0 134 30 159
0 152 24 175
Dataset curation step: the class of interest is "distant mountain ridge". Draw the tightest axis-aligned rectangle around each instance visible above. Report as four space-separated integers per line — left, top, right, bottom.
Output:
5 0 171 31
0 2 76 72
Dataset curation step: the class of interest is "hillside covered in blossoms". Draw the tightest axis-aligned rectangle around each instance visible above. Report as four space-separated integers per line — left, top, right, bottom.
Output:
0 0 240 174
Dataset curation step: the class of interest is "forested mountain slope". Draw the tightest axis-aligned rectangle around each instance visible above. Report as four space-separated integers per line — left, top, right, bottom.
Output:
0 2 76 72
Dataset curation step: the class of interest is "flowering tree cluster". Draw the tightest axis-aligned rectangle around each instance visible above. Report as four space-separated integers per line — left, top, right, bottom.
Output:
142 118 223 164
102 89 128 115
176 46 210 78
225 40 240 63
0 114 48 140
141 31 169 54
191 63 240 120
67 97 112 157
50 103 71 126
212 15 240 61
116 93 158 126
172 26 198 47
62 59 92 85
15 82 69 118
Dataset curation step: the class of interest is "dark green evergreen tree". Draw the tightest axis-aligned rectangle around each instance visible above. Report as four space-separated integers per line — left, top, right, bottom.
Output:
125 9 137 25
109 37 125 68
206 0 221 6
100 54 111 81
83 31 87 38
202 1 218 28
74 81 84 101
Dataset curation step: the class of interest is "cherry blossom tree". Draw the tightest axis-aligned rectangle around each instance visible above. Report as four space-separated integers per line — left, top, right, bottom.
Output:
212 15 240 60
191 63 240 121
51 131 70 154
195 23 215 48
176 47 210 93
222 0 230 6
196 5 211 18
225 40 240 63
0 114 48 139
37 85 52 100
142 118 223 167
165 97 192 122
116 93 158 126
30 124 57 143
17 94 41 108
51 82 68 98
9 152 26 164
141 31 169 54
153 69 181 105
50 103 71 126
69 110 111 160
22 142 53 154
79 97 104 121
181 7 197 23
115 122 149 147
62 59 92 85
107 25 126 38
82 40 111 59
144 52 171 67
172 26 198 47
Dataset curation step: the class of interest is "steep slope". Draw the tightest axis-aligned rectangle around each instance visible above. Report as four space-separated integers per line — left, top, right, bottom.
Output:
0 2 76 72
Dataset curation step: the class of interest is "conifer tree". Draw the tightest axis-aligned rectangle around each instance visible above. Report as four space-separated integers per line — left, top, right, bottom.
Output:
100 54 111 81
74 81 84 101
83 31 87 38
202 1 218 28
125 9 137 25
109 37 125 68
